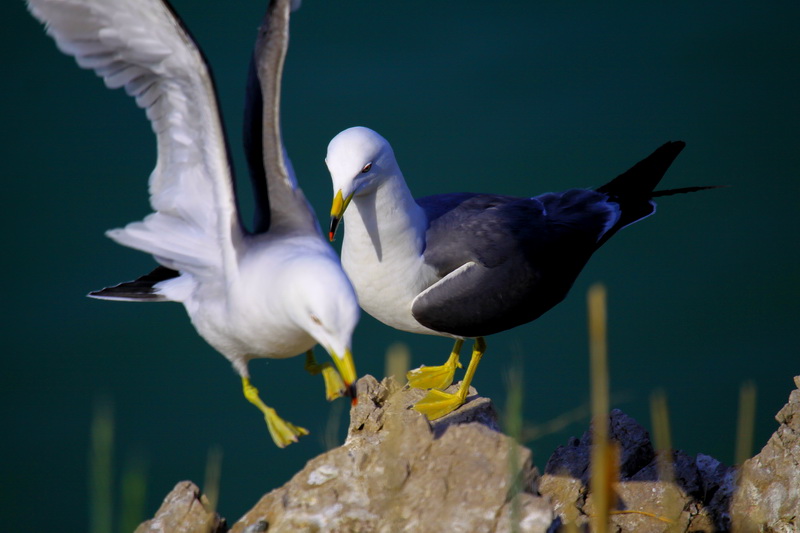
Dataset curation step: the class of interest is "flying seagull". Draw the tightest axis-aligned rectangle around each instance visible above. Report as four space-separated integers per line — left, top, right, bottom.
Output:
27 0 360 447
327 126 713 420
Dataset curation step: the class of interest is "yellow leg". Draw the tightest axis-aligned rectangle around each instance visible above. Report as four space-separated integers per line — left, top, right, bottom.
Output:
413 337 486 420
242 377 309 448
406 339 464 390
304 350 346 401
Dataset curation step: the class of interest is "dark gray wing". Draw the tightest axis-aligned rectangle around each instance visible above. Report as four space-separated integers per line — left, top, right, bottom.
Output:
243 53 270 233
411 190 619 337
411 142 690 338
249 0 320 236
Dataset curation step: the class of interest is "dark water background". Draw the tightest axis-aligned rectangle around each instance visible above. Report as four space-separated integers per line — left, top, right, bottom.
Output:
3 0 798 529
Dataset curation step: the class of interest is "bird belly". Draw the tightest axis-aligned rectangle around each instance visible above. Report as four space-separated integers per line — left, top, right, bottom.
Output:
189 296 314 360
181 261 317 376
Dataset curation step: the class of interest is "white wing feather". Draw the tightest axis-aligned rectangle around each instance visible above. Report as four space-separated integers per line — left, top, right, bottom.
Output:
27 0 241 283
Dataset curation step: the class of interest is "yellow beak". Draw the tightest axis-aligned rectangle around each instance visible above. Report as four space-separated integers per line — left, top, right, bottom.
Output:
329 189 353 241
331 348 358 404
332 348 357 386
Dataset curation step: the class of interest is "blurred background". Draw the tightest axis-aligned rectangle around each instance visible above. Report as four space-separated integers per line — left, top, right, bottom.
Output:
3 0 798 530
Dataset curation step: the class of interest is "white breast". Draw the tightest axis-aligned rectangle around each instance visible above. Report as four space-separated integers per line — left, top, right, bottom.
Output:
341 176 442 336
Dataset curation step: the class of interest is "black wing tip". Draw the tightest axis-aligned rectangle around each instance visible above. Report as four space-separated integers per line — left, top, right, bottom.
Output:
87 282 168 302
87 266 179 302
87 288 168 302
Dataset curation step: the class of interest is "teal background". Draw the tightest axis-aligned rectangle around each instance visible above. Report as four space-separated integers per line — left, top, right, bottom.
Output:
4 0 798 529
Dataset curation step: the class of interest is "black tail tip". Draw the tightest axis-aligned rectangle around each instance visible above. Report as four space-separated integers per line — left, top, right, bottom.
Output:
651 184 728 197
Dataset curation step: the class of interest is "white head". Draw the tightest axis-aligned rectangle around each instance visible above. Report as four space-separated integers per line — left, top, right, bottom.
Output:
326 126 398 239
287 259 360 388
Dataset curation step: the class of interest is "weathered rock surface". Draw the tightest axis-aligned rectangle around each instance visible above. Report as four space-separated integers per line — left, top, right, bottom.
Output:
231 375 553 533
731 375 800 532
134 480 226 533
539 409 736 532
136 375 800 533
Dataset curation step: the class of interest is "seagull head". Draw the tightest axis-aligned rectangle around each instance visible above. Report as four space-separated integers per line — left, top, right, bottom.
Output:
326 126 396 240
289 261 360 399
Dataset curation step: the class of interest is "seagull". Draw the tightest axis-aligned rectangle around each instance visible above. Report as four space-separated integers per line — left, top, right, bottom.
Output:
327 126 714 420
27 0 360 448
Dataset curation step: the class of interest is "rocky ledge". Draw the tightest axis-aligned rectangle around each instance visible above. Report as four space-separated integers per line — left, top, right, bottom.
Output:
135 375 800 532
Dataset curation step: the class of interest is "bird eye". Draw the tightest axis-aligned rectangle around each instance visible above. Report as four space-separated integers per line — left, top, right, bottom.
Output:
361 162 372 173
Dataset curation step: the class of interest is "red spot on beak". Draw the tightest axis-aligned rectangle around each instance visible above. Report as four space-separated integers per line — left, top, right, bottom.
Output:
347 383 358 406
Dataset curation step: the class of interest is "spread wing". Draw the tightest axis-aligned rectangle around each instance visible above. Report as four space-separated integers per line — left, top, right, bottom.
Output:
246 0 320 236
27 0 242 283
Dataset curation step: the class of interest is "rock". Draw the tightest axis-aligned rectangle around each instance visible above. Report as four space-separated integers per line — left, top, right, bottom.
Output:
731 375 800 532
230 375 553 533
134 480 226 533
135 375 800 533
539 409 736 532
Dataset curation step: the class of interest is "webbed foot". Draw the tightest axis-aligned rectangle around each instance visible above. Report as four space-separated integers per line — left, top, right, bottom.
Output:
411 337 486 421
406 339 464 390
262 406 310 448
412 388 467 420
407 362 460 390
320 366 346 400
242 377 309 447
305 350 347 400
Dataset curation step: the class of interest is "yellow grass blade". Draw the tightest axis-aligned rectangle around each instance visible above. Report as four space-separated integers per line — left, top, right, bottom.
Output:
588 283 610 533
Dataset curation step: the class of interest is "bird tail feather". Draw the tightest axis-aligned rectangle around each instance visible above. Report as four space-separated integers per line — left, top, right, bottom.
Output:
594 142 720 248
652 185 725 197
596 141 686 198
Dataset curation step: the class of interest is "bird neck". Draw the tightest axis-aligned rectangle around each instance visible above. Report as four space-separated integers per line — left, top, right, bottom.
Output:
344 171 427 261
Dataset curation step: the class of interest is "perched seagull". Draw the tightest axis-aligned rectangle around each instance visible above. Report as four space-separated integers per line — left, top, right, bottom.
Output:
327 126 713 420
27 0 360 447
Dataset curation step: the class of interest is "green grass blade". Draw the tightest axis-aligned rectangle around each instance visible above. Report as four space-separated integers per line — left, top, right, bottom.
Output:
118 451 148 533
89 397 114 533
735 381 757 465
